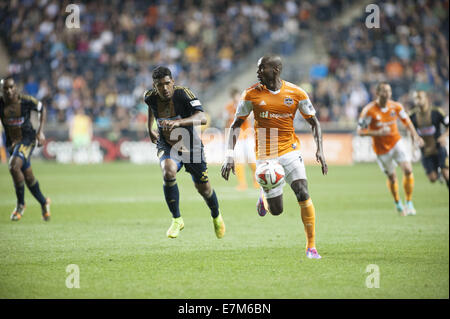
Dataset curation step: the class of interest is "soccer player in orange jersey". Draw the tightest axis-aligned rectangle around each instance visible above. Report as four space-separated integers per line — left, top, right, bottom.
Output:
357 82 424 216
221 54 328 259
223 87 259 190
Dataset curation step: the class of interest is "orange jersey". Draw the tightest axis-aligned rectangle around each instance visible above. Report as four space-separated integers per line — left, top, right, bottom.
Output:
225 99 251 139
235 80 315 159
358 100 411 155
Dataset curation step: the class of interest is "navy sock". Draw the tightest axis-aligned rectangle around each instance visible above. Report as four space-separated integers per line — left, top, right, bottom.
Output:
14 181 25 206
163 179 180 218
27 180 47 206
204 190 219 218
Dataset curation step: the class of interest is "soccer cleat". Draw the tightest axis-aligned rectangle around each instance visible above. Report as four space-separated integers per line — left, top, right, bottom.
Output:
405 201 416 216
167 217 184 238
11 204 26 221
256 190 269 217
213 213 226 239
306 248 322 259
395 201 406 216
41 198 51 221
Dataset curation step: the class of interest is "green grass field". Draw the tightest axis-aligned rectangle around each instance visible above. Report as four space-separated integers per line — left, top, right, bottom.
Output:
0 161 448 299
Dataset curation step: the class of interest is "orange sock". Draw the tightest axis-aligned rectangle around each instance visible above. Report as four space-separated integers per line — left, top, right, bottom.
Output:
386 179 400 202
403 174 414 201
249 163 259 188
299 198 316 249
235 163 247 189
0 147 6 163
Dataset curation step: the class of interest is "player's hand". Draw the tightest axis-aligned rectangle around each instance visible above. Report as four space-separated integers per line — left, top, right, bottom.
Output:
316 150 328 175
414 135 425 148
160 120 181 131
149 130 159 144
255 83 264 91
36 131 45 147
437 134 448 147
221 156 235 181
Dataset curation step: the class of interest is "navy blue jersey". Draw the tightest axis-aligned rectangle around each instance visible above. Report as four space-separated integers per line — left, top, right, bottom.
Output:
144 86 204 154
409 107 449 156
0 94 42 149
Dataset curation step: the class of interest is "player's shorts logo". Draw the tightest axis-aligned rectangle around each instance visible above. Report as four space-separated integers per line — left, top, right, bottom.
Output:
284 97 294 106
200 170 209 182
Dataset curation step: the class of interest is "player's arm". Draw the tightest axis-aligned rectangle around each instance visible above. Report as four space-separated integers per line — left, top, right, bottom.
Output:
147 107 159 144
305 115 328 175
297 91 327 175
398 106 424 147
34 100 46 146
221 93 252 181
437 108 449 146
356 107 390 137
221 117 245 180
144 91 159 144
161 110 207 131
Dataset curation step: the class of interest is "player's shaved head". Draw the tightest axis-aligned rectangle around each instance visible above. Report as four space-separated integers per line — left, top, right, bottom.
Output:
257 54 283 90
261 54 283 72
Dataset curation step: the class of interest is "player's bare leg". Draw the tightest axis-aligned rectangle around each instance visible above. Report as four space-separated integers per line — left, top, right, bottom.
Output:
441 168 449 189
291 179 321 259
161 158 184 238
9 156 26 221
265 195 283 215
387 171 406 216
399 161 416 216
23 166 51 221
195 181 225 238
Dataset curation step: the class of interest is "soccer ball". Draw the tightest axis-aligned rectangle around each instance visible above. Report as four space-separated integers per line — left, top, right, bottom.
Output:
255 161 285 190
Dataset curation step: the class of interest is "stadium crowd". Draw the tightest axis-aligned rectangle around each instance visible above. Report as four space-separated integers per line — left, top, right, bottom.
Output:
0 0 350 132
306 0 449 126
0 0 448 133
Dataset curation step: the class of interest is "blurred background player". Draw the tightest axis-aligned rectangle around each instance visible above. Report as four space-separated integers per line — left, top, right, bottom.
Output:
145 66 225 239
221 54 328 259
69 107 93 152
0 76 51 221
409 90 449 188
357 82 424 216
223 87 258 190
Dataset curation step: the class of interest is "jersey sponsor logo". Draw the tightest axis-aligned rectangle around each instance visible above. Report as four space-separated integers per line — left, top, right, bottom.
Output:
259 111 291 119
190 99 201 107
4 117 24 126
284 97 294 106
416 125 436 136
376 120 396 127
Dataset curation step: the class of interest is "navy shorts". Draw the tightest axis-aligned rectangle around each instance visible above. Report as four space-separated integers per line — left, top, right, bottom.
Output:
9 141 35 171
421 146 449 175
157 144 209 184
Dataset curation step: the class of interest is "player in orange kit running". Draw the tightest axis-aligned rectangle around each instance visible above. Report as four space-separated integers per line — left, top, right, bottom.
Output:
357 82 424 216
223 87 259 190
221 54 328 259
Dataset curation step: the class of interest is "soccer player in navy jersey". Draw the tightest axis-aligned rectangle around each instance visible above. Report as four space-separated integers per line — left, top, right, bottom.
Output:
144 66 225 238
0 76 51 221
